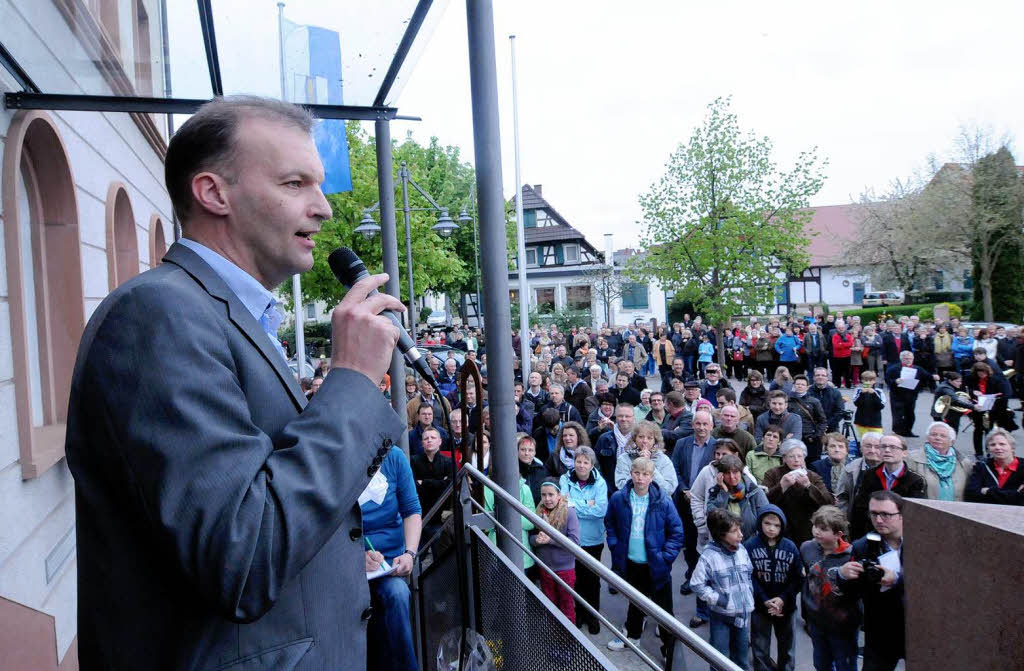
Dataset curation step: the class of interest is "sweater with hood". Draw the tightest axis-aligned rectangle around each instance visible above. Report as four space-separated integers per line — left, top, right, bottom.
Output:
742 505 803 615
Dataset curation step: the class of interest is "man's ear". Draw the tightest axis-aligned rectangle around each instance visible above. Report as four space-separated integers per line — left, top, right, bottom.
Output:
191 172 232 217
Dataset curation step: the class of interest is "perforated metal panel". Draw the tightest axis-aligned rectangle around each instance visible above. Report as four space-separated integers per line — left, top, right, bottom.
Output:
470 527 616 671
416 543 462 671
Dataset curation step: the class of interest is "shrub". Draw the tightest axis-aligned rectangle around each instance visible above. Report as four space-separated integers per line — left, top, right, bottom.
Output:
916 302 963 321
419 306 433 324
841 302 969 323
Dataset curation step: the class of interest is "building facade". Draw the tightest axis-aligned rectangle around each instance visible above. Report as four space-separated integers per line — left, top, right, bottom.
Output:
1 2 173 667
507 184 667 327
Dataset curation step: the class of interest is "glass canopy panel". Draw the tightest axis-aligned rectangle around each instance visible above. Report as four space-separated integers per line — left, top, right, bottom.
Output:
0 0 212 99
210 0 419 107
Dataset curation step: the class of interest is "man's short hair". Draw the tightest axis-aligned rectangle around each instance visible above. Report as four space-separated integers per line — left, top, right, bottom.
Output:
616 402 635 412
768 390 788 402
707 508 741 543
597 392 616 407
665 391 686 409
549 383 564 394
869 490 904 512
165 95 315 223
421 426 441 440
810 505 849 537
417 403 433 415
716 387 737 403
516 434 536 449
793 374 809 385
973 347 988 356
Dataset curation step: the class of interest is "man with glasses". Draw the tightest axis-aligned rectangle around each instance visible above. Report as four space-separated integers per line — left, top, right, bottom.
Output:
646 392 668 426
835 432 884 515
850 435 925 538
699 365 725 407
839 491 907 670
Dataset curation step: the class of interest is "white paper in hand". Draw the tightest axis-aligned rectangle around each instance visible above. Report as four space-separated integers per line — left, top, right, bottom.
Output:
366 558 396 581
878 549 901 592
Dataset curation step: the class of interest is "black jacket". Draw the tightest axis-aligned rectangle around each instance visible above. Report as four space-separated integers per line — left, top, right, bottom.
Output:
412 452 455 515
809 384 846 432
519 457 552 505
850 465 926 538
787 393 828 442
740 384 769 418
965 457 1024 505
611 384 642 407
838 536 906 655
566 379 592 420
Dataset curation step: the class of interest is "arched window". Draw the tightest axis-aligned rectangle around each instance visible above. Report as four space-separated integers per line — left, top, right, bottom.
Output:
149 214 167 267
105 183 140 289
2 111 86 478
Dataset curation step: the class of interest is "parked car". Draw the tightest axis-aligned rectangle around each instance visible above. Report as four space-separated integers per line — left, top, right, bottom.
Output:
959 321 1016 333
426 310 450 328
418 346 466 367
861 291 905 307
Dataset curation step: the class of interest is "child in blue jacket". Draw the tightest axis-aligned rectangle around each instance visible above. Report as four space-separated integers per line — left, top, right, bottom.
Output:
698 335 715 378
744 505 803 671
604 457 684 661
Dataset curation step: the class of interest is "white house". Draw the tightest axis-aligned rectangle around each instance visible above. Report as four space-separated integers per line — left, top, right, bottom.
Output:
0 1 173 667
507 184 667 327
777 204 971 315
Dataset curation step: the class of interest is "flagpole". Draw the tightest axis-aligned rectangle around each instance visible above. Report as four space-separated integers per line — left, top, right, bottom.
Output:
509 35 531 382
278 1 306 375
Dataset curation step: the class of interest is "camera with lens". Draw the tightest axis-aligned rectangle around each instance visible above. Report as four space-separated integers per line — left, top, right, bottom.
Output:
859 532 886 585
840 409 853 421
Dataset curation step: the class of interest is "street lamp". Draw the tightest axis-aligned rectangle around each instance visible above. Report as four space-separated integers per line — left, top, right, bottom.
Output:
355 162 461 341
354 211 381 239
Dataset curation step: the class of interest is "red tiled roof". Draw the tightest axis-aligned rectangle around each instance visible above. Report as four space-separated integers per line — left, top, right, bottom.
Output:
802 204 859 267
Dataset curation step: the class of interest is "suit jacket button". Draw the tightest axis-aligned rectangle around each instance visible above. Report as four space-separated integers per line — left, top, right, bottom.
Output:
349 528 362 541
361 607 374 621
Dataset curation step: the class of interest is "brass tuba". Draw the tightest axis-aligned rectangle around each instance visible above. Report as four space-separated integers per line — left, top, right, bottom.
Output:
933 392 973 419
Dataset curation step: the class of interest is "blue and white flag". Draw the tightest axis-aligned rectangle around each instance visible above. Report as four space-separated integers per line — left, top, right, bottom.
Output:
281 18 352 194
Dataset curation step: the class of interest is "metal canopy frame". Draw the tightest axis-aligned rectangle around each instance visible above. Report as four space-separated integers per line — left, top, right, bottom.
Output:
0 0 436 122
2 0 523 575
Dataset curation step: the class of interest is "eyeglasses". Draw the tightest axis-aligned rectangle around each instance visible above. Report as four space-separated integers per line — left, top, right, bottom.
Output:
706 369 720 375
869 511 901 519
878 444 905 452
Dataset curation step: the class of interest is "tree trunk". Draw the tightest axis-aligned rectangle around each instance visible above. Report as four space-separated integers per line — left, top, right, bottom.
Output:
980 251 995 322
717 320 728 368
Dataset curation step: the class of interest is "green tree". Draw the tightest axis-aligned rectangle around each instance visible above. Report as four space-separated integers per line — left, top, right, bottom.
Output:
630 97 827 364
296 123 474 310
969 147 1024 321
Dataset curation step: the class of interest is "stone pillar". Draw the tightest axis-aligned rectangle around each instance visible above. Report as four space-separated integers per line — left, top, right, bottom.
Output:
903 499 1024 669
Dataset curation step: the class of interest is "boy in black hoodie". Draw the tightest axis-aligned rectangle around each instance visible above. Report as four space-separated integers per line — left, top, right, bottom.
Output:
744 505 803 671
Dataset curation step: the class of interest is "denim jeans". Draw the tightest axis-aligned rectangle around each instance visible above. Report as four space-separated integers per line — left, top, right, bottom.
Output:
750 610 795 671
367 575 419 671
709 611 750 670
807 622 857 671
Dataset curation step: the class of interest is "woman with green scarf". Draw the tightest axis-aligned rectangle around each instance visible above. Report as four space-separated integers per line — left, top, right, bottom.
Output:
907 421 972 501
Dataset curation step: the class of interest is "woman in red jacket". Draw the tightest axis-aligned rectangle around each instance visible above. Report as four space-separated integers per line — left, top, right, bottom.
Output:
830 323 854 388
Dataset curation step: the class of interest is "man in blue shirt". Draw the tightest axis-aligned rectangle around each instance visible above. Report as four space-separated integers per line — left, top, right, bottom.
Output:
361 446 423 671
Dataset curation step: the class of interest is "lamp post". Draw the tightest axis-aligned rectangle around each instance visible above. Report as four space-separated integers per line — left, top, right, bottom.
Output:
357 161 460 345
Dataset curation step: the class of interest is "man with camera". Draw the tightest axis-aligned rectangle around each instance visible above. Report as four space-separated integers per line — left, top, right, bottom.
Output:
838 491 906 671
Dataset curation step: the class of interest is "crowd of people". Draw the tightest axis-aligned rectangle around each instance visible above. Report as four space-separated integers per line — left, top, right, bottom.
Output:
300 312 1024 671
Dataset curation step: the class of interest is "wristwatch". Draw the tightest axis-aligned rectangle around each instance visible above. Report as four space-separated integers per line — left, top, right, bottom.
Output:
404 549 418 558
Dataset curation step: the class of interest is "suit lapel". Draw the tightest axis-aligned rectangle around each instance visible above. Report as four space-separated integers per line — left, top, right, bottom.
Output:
164 243 307 411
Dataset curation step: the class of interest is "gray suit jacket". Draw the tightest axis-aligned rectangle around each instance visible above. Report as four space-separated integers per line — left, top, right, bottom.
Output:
66 243 405 670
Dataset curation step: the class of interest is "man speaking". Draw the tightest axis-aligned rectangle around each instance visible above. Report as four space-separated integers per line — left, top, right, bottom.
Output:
65 96 406 670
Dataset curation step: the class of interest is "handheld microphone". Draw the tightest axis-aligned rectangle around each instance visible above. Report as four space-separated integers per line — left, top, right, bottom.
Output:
328 247 434 382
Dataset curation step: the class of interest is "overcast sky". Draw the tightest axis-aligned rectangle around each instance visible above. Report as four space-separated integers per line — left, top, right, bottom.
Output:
387 0 1024 248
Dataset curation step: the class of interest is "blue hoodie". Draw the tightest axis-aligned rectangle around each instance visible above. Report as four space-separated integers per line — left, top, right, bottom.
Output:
774 334 802 362
742 505 803 615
